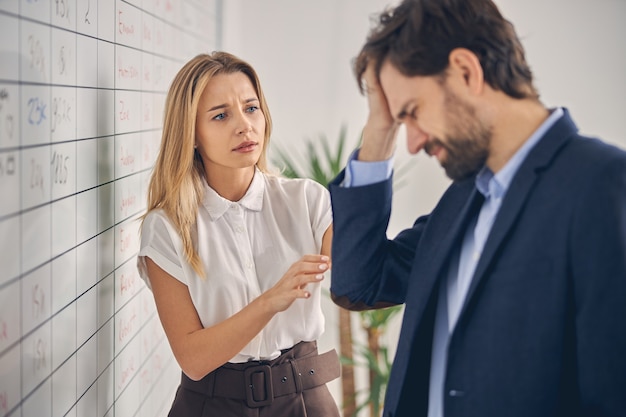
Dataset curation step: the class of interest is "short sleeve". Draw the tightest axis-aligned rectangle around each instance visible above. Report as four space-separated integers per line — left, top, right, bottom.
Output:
304 179 333 247
137 210 188 289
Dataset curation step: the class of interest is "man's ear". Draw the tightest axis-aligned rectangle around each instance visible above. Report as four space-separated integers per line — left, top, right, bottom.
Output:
448 48 484 96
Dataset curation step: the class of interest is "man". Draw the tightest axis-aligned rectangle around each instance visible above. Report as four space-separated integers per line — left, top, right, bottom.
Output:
328 1 626 417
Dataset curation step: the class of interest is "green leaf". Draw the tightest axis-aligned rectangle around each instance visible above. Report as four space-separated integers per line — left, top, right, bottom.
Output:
270 124 357 187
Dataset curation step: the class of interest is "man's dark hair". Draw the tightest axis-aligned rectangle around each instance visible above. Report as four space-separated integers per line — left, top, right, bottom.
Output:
355 0 538 100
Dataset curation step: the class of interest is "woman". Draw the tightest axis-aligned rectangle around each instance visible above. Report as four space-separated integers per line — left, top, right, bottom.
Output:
137 52 340 416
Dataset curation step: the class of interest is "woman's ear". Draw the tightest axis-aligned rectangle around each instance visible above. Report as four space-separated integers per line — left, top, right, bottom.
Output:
448 48 484 96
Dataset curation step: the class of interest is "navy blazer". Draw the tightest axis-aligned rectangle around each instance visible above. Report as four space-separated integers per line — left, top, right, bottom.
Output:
329 110 626 417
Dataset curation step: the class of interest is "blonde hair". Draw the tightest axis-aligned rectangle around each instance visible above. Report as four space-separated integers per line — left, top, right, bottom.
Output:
143 52 273 277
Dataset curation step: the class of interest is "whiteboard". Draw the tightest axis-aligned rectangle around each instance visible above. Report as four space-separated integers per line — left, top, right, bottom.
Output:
0 1 221 416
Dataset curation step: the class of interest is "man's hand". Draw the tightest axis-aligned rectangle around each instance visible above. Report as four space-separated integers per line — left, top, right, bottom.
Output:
358 62 400 161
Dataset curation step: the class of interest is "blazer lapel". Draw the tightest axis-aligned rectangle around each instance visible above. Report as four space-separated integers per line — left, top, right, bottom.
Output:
411 183 484 314
461 109 579 311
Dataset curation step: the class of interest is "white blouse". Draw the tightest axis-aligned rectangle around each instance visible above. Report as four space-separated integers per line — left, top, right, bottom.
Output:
137 169 332 363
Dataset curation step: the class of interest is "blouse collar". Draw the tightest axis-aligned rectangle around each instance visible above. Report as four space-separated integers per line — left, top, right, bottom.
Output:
201 167 265 220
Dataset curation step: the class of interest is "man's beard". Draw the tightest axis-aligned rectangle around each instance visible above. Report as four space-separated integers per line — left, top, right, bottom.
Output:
427 89 491 181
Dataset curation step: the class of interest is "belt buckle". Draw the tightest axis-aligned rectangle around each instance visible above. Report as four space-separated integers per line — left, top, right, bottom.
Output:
244 364 274 408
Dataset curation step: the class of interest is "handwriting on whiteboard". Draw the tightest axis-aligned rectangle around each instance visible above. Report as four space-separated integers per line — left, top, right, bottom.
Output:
118 352 136 391
0 89 16 141
51 150 69 185
27 97 47 126
118 62 139 81
55 0 71 22
30 157 44 193
32 337 47 373
28 35 46 81
119 100 130 121
118 311 137 345
118 11 135 36
31 283 45 320
0 154 16 177
51 97 71 133
0 390 7 413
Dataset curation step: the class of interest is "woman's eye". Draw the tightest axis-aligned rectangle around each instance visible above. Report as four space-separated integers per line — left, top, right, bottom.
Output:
246 106 259 113
213 113 226 120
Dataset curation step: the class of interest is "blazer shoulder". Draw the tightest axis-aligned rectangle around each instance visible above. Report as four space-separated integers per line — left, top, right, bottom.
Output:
561 135 626 173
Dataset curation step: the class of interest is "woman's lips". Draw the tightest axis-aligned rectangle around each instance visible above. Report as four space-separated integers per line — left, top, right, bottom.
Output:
233 141 258 153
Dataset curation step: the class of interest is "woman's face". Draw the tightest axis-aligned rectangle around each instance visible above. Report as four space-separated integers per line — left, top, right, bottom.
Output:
195 71 265 178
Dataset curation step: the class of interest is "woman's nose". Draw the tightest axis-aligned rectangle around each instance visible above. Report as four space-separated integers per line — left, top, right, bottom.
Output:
235 112 252 135
237 124 252 135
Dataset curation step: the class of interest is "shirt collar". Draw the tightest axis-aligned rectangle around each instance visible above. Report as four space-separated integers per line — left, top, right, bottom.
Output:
476 107 564 200
202 167 265 220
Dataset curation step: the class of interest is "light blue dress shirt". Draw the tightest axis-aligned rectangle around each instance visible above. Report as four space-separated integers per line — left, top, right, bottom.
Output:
341 108 564 416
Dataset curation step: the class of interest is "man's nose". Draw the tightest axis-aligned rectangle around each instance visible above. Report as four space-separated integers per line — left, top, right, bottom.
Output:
406 125 428 154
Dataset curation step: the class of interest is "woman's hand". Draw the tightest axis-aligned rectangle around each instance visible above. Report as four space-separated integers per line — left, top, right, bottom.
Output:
260 254 330 313
146 253 329 380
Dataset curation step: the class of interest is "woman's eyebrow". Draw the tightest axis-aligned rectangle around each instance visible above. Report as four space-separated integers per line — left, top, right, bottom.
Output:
207 103 228 112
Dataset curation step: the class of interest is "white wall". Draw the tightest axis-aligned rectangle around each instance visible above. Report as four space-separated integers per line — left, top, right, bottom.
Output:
221 1 626 415
222 0 626 230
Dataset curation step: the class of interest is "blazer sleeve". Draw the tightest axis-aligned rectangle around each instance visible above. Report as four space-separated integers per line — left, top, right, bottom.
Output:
570 150 626 415
328 170 425 310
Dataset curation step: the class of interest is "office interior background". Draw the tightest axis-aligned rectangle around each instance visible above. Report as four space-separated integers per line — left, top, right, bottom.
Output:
0 0 624 416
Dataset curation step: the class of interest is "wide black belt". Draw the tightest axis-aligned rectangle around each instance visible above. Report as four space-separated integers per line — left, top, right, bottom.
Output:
180 346 340 408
